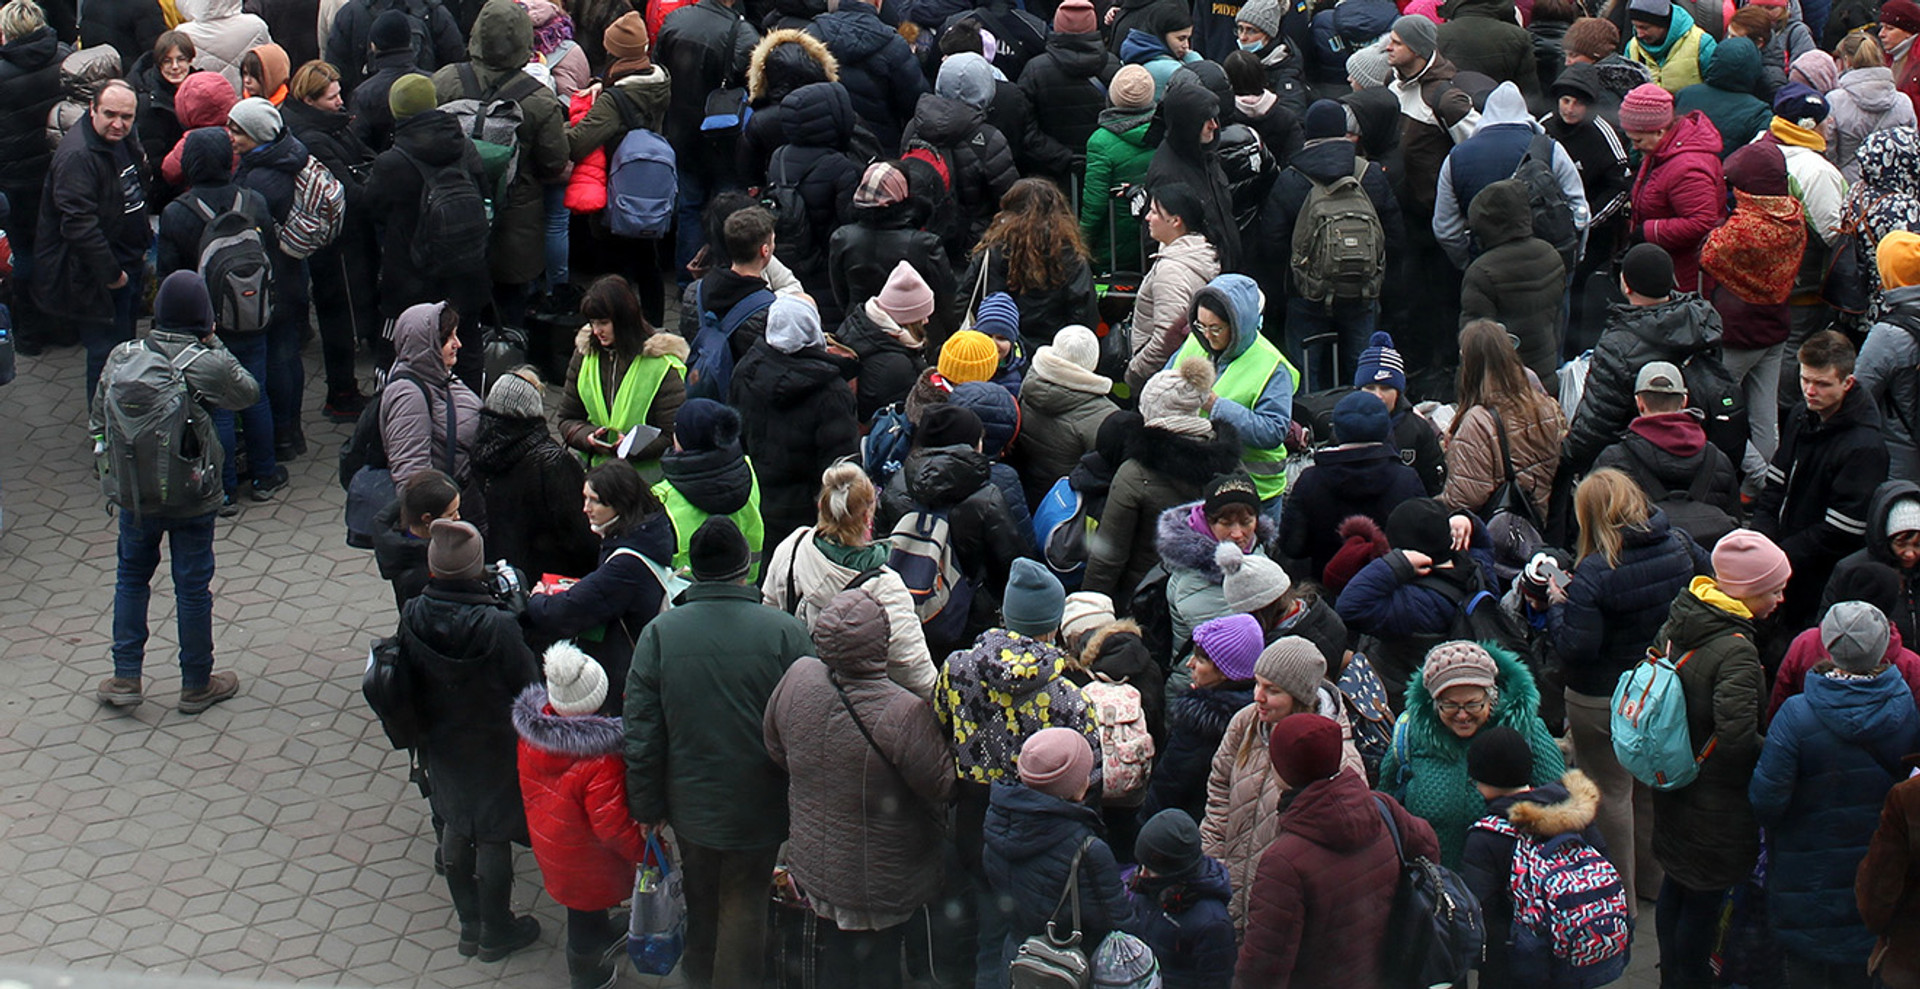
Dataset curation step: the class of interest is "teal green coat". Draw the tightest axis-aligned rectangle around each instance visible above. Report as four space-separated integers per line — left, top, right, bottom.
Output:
1081 108 1155 273
1380 644 1566 868
623 581 815 849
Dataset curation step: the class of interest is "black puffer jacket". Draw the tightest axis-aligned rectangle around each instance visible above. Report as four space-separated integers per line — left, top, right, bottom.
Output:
362 109 491 317
1435 0 1540 105
898 92 1017 250
347 47 418 151
1281 444 1427 585
1825 480 1920 647
770 81 863 317
1143 683 1255 821
1562 294 1723 474
468 410 600 582
656 0 761 172
1460 178 1567 385
1082 423 1244 602
729 340 862 549
807 0 923 151
827 199 958 338
0 26 65 192
279 96 375 209
398 579 542 841
835 303 928 421
1065 619 1168 745
877 443 1029 635
1548 511 1707 697
738 28 838 188
1145 74 1242 272
80 0 164 71
1016 30 1119 183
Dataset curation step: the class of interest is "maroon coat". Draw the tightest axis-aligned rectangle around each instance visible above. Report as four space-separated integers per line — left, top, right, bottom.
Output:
1233 771 1440 989
1631 110 1725 295
513 685 650 911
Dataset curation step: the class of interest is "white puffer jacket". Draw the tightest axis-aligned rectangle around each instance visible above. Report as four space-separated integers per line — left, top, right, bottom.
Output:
178 0 271 90
760 526 937 700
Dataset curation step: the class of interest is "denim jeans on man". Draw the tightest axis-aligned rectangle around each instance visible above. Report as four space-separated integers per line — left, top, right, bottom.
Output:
213 331 276 493
81 262 144 406
113 510 218 690
1285 296 1377 393
265 259 310 438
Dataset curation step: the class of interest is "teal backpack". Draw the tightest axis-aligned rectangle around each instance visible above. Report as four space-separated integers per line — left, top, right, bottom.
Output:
1609 646 1716 790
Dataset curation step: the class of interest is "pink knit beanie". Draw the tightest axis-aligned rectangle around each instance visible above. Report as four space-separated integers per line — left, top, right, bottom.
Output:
1618 83 1675 134
1711 529 1792 599
876 260 936 325
1018 728 1096 800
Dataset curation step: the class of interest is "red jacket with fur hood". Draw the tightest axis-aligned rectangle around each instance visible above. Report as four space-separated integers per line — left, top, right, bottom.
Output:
513 677 649 910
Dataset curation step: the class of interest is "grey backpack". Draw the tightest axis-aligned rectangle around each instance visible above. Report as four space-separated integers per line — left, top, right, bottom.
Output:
1291 159 1386 308
97 340 222 517
190 192 273 334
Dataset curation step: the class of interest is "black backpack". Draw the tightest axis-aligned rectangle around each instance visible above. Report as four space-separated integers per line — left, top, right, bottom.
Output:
363 635 421 750
372 0 436 69
1626 443 1738 549
1679 349 1749 470
1416 572 1529 657
1374 794 1486 989
189 192 273 334
1509 133 1581 274
762 147 818 270
398 148 490 279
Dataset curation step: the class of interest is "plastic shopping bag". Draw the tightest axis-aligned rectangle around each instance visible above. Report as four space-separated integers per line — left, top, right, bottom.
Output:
628 831 685 976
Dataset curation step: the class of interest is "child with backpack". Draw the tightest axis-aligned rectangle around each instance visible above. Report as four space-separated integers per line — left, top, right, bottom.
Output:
1059 591 1164 852
1462 729 1625 989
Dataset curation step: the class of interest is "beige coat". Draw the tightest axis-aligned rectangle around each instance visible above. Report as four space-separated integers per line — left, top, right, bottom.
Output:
1125 234 1219 393
1441 395 1567 521
760 526 936 700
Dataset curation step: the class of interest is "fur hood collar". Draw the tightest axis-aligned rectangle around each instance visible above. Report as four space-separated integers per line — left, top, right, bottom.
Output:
512 685 623 756
1402 642 1544 753
1077 618 1142 668
573 325 691 363
1505 770 1601 838
1156 501 1278 581
749 28 838 102
1125 421 1242 486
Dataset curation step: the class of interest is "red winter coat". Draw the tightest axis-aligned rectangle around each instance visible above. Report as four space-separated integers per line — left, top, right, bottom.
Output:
564 89 608 214
160 71 240 188
1631 110 1725 296
1234 771 1440 989
512 685 650 910
1767 624 1920 724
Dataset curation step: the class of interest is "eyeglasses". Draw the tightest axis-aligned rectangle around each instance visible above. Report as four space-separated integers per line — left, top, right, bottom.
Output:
1436 699 1489 717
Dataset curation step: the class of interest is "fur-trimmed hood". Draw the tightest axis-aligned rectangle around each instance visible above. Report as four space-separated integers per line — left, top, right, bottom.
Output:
748 28 838 103
1401 641 1544 753
1155 500 1278 582
572 325 691 363
1124 420 1242 487
512 685 624 756
1505 770 1601 838
1076 617 1143 668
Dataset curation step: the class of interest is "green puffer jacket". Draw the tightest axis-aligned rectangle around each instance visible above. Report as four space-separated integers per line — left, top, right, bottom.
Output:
1081 107 1154 273
1380 643 1566 869
1649 576 1765 892
623 581 815 849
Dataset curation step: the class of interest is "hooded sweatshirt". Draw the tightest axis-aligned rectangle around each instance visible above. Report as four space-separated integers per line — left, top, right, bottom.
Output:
1146 74 1244 272
1829 67 1918 184
1432 81 1589 269
1673 35 1771 158
380 302 482 485
177 0 270 89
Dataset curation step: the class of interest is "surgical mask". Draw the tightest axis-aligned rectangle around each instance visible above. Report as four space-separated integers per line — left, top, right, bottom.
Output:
1238 39 1263 52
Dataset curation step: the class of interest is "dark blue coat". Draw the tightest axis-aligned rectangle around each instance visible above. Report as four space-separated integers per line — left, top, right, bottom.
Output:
1337 541 1497 704
771 80 863 318
1281 443 1426 583
1307 0 1395 84
1547 511 1708 697
1750 667 1920 965
1127 856 1235 989
523 514 675 700
983 784 1145 954
808 2 924 151
1141 685 1255 822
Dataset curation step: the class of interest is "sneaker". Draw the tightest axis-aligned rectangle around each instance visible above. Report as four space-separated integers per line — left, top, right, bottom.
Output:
96 677 143 708
178 671 239 713
219 496 241 518
477 916 542 962
323 390 367 424
250 466 289 501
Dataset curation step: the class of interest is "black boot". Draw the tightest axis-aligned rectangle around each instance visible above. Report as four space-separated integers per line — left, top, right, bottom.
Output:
566 947 617 989
477 915 541 961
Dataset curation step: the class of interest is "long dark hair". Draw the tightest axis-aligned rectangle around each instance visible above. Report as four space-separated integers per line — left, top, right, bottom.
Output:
585 460 661 534
973 178 1089 296
1452 320 1535 437
580 275 652 361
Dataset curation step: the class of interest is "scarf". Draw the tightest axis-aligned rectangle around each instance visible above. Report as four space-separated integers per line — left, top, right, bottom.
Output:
1769 116 1827 153
1235 91 1277 119
862 297 926 349
1031 346 1113 395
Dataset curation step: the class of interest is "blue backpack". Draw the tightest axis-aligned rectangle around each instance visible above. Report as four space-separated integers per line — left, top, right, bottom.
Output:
1030 476 1089 589
862 402 915 486
887 507 974 646
1611 646 1715 790
686 283 774 401
605 93 676 239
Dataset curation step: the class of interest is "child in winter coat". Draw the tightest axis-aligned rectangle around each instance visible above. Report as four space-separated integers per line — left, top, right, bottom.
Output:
1125 809 1235 989
512 643 650 989
1142 613 1262 822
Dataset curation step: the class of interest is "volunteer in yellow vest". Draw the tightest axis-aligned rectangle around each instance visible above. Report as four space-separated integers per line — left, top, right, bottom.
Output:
647 398 765 581
1172 272 1299 512
1626 0 1716 93
558 274 688 478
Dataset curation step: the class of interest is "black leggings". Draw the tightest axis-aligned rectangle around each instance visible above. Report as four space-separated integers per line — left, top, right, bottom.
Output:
567 907 622 955
441 833 513 928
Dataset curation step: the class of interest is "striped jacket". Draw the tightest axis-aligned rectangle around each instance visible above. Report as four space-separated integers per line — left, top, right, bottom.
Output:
1755 385 1889 628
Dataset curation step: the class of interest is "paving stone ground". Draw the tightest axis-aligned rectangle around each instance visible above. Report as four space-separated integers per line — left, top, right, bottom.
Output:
0 336 1658 988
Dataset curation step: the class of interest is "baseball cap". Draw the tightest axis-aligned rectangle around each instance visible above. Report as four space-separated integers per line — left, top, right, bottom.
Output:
1634 361 1687 396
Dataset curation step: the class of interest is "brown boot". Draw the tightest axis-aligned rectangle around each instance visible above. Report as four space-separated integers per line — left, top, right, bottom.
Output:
179 671 239 714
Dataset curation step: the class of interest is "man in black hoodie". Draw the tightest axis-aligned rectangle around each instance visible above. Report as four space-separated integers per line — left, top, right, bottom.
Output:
1543 62 1632 353
346 11 422 151
1016 0 1120 189
1146 72 1243 272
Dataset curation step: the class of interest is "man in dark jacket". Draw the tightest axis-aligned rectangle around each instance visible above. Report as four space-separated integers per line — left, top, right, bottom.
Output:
1460 178 1569 384
91 272 262 713
1593 361 1742 535
1757 331 1892 631
227 97 316 462
1353 332 1446 495
361 76 490 337
0 3 65 355
1308 0 1397 87
245 0 322 64
729 295 860 551
1563 243 1724 474
679 203 779 366
37 78 150 402
324 0 467 94
1433 81 1589 271
80 0 164 71
625 517 814 989
1385 14 1478 365
766 80 863 320
807 0 924 151
899 50 1017 255
345 11 423 151
1016 0 1119 189
657 0 761 273
1546 62 1633 352
1282 390 1425 584
1146 73 1243 272
1436 0 1541 103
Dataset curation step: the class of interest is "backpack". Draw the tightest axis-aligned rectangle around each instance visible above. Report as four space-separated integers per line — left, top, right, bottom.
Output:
443 63 543 221
97 340 222 517
1126 564 1175 668
1679 349 1750 471
371 0 435 71
1503 824 1634 989
1611 645 1717 790
608 546 690 613
862 402 915 487
1482 407 1546 587
605 92 677 239
189 192 273 335
685 281 775 401
339 372 437 547
1081 677 1154 805
762 147 818 267
1416 574 1531 658
887 507 975 645
1031 476 1090 588
1374 795 1486 989
1510 133 1581 273
1291 159 1386 307
363 635 421 750
1624 443 1737 549
1336 650 1395 786
698 16 752 164
279 156 347 259
398 148 491 279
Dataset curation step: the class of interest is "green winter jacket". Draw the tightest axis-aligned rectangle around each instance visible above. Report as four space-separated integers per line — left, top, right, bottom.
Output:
1381 643 1566 869
1673 37 1771 160
623 580 815 849
1081 107 1154 273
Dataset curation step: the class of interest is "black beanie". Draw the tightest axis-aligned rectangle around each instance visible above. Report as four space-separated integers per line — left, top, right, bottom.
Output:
689 516 751 583
1386 497 1453 559
154 271 215 336
369 10 413 51
1134 808 1204 879
1620 243 1675 299
917 404 983 450
1467 725 1534 790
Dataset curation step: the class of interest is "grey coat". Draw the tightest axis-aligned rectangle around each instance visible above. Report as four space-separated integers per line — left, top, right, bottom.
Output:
1827 68 1917 184
380 303 482 485
89 327 261 519
1856 285 1920 482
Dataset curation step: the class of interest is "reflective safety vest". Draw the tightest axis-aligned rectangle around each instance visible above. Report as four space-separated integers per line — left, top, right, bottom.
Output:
651 459 765 581
578 349 685 469
1629 27 1706 92
1174 334 1300 501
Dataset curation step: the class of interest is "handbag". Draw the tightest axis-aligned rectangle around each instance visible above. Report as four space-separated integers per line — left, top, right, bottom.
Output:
627 831 685 976
959 249 993 334
1007 837 1095 989
1480 407 1544 587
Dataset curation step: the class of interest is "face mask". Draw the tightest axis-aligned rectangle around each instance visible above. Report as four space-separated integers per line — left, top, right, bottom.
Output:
1238 39 1263 52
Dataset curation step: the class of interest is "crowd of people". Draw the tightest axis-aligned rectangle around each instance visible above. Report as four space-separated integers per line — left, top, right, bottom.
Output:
12 0 1920 984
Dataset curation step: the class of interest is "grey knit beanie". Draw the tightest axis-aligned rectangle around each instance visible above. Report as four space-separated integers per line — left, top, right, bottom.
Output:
1253 636 1326 707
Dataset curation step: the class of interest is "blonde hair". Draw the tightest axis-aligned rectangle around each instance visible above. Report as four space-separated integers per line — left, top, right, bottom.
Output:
815 463 876 546
1837 31 1884 69
1574 468 1653 567
289 59 340 103
0 0 47 40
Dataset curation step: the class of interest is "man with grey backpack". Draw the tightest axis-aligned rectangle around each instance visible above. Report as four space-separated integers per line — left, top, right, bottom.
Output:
90 271 262 713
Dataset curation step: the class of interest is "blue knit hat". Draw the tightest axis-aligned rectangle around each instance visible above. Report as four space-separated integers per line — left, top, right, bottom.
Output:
1353 331 1407 393
1003 558 1066 637
974 292 1021 342
1332 389 1392 444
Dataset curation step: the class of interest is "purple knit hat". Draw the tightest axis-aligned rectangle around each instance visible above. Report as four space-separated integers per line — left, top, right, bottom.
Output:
1192 614 1263 682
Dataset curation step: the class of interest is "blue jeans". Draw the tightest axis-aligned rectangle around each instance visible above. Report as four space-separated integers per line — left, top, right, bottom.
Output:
543 182 569 294
113 510 218 690
1284 295 1377 393
213 332 276 492
82 263 145 406
266 260 309 436
674 167 712 285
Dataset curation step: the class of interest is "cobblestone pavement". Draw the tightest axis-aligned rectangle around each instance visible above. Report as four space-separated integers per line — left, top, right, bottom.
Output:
0 338 1659 988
